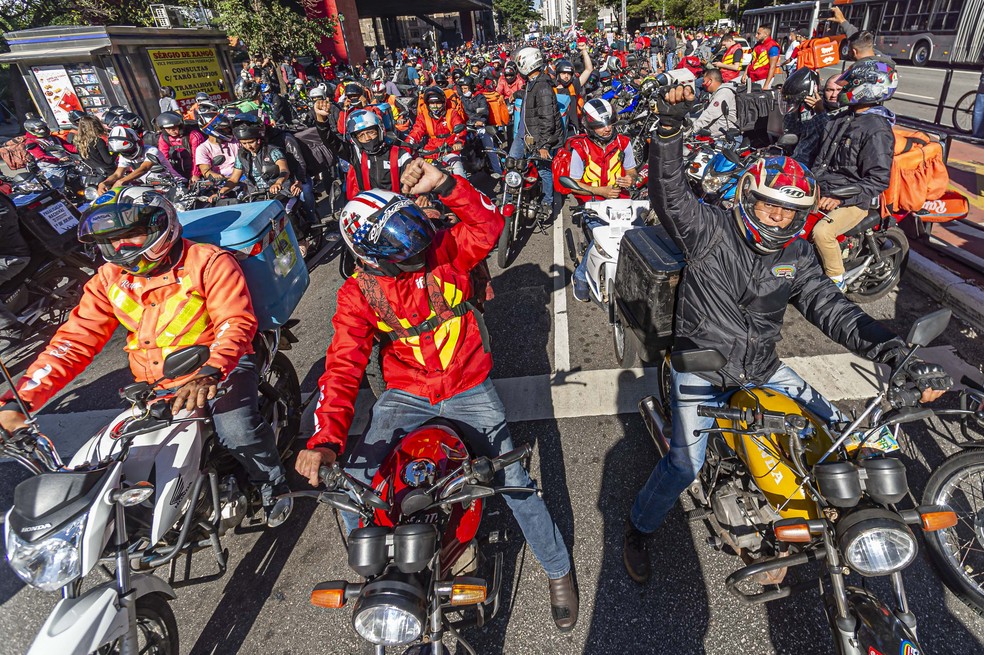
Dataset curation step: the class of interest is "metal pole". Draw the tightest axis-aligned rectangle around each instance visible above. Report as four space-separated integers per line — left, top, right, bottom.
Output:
935 68 954 125
622 0 627 31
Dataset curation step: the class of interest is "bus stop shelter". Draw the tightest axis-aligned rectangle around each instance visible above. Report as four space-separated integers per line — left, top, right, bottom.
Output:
0 25 236 129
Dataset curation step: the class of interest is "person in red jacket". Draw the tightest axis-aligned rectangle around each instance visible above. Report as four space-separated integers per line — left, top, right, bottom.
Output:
23 116 77 191
743 25 781 90
295 159 578 632
407 86 466 177
496 61 525 102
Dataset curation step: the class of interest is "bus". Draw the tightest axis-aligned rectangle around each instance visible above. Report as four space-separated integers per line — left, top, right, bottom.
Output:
740 0 984 65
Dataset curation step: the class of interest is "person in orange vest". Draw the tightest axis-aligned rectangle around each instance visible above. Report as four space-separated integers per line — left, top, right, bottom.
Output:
0 187 294 527
710 33 744 83
407 86 466 177
553 41 594 133
743 25 781 90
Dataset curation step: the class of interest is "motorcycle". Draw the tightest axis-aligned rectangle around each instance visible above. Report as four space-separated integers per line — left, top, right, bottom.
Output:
638 310 961 654
293 419 535 654
494 152 548 269
2 334 301 654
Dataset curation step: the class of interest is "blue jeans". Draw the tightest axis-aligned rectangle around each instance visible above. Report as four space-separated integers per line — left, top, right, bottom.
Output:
665 52 676 70
630 364 846 534
299 177 317 223
341 378 571 580
507 137 554 206
973 91 984 140
475 127 503 174
211 355 287 503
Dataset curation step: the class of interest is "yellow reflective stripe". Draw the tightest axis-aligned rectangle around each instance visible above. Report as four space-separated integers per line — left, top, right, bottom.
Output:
582 160 603 186
173 310 209 347
107 285 143 330
159 294 207 342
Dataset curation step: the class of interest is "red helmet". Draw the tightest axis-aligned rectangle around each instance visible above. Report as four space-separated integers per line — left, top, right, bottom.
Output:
734 157 818 254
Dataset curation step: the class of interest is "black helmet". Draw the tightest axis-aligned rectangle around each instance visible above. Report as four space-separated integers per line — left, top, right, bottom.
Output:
422 86 446 117
555 59 575 76
103 106 128 124
451 69 464 83
112 111 145 135
434 72 449 88
67 110 87 126
233 122 264 141
459 75 476 91
239 80 259 99
156 111 183 130
781 67 820 113
24 118 50 138
503 62 518 79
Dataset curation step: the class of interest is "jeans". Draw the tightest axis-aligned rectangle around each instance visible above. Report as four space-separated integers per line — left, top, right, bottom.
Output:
0 256 29 327
36 163 67 191
665 51 676 70
341 378 571 580
507 137 554 206
973 91 984 140
299 176 317 223
211 355 288 504
475 127 503 175
630 364 846 534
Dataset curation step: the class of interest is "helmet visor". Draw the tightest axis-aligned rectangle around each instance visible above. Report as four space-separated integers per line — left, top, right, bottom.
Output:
371 200 436 264
78 201 167 265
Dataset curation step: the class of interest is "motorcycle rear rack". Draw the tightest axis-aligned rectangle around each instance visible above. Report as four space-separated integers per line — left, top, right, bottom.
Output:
725 546 827 605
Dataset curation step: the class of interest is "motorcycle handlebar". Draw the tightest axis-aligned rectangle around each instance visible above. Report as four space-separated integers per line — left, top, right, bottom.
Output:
493 444 532 473
697 405 752 423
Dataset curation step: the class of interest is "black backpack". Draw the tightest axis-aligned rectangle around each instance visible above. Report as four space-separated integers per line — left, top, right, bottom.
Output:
735 88 783 147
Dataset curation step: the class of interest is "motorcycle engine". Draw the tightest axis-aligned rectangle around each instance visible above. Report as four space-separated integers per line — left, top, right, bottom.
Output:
214 474 248 536
709 477 781 556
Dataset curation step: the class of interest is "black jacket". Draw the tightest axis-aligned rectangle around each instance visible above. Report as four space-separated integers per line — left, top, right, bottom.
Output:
460 92 490 125
813 109 895 209
520 73 562 151
650 131 902 386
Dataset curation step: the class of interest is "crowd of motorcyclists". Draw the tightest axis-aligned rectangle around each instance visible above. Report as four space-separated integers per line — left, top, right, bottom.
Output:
0 7 976 651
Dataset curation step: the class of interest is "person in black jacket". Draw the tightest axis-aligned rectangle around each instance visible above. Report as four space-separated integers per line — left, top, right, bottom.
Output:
459 75 502 175
509 46 563 213
810 60 898 290
0 193 30 342
621 84 951 585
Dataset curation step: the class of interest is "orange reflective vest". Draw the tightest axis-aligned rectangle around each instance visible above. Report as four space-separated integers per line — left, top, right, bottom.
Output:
749 38 779 81
720 43 743 82
3 240 257 413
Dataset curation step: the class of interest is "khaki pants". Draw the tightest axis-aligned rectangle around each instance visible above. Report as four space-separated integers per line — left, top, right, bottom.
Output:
810 205 868 277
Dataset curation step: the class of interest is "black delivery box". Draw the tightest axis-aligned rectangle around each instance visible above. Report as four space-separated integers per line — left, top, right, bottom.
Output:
613 224 685 361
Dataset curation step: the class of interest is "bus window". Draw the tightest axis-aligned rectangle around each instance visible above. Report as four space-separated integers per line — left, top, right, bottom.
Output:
882 0 908 33
906 0 932 31
930 0 965 32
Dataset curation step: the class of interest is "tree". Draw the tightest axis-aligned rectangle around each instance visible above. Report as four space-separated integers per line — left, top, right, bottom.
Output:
213 0 336 59
493 0 539 37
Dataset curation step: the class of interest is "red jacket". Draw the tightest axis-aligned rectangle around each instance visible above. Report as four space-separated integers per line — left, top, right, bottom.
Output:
344 146 413 200
309 177 502 452
407 108 465 153
24 133 76 165
496 75 524 101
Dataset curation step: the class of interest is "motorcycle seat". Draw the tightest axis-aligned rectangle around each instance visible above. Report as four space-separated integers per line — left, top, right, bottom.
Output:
843 210 882 237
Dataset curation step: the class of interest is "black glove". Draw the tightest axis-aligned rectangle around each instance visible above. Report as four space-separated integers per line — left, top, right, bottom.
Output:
906 360 952 394
654 88 694 136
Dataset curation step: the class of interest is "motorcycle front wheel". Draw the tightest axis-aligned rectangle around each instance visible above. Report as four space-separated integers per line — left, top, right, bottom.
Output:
846 226 909 304
96 593 179 655
922 448 984 617
497 210 513 269
263 351 302 456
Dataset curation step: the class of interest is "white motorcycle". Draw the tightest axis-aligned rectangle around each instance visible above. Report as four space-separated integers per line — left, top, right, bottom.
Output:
2 330 301 654
562 176 651 313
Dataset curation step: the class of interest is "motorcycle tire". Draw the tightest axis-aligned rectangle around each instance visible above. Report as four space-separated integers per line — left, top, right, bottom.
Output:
846 226 909 304
497 210 513 269
611 288 639 368
97 592 179 655
30 265 89 330
263 351 302 456
921 448 984 617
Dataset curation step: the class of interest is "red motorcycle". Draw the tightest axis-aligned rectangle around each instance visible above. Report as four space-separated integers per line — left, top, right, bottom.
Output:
495 153 548 269
293 420 534 654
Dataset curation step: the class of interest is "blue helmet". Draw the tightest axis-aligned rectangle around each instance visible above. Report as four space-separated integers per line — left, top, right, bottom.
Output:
201 114 233 142
345 109 386 154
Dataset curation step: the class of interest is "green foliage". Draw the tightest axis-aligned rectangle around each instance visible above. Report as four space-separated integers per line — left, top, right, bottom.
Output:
213 0 336 57
493 0 539 36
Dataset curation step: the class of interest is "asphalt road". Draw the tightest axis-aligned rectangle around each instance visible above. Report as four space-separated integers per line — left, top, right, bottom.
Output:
1 181 984 654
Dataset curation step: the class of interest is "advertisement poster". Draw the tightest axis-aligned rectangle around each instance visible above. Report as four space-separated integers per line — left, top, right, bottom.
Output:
66 63 110 120
147 47 231 110
31 65 83 126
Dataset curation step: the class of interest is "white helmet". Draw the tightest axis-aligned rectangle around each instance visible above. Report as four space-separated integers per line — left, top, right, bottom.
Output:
308 86 326 100
107 126 141 159
339 190 436 276
513 47 544 77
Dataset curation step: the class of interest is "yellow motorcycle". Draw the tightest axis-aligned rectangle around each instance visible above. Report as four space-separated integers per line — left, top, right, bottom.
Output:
639 310 959 655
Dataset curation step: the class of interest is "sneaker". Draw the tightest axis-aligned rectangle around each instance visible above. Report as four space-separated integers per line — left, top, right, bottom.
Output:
830 275 847 293
623 521 652 584
264 495 293 528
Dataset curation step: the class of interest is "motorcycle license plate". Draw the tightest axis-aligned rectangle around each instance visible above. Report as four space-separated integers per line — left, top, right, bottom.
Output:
608 209 635 225
844 425 900 458
39 201 79 235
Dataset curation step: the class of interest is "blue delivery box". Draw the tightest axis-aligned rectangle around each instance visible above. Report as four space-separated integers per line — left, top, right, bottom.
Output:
177 201 309 332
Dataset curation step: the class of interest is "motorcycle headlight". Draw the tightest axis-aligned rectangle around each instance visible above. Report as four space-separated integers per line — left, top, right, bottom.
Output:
702 173 728 195
351 576 426 646
838 509 917 576
504 171 523 189
6 513 86 591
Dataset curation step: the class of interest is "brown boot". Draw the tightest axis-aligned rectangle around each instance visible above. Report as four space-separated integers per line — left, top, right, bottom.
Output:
548 572 578 632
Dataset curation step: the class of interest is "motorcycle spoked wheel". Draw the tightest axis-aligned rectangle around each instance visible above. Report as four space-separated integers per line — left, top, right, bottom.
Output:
845 227 909 304
262 351 302 456
497 206 514 269
921 448 984 617
29 266 89 329
95 593 179 655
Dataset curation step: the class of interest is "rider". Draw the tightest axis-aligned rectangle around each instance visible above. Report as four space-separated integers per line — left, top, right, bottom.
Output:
98 126 186 193
689 68 738 139
156 111 206 182
406 85 467 177
343 109 413 199
781 67 828 167
554 42 594 132
567 98 637 302
218 122 294 199
23 116 78 191
496 61 525 103
183 92 211 123
295 158 579 632
742 25 780 91
709 33 743 84
458 75 503 176
620 84 951 584
195 114 239 182
0 187 293 527
811 60 897 291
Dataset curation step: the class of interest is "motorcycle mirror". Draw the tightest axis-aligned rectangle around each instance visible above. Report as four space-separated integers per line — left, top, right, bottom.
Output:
558 176 582 191
146 152 161 165
905 309 951 348
161 345 211 380
722 149 742 165
777 134 799 148
211 155 226 167
671 348 727 374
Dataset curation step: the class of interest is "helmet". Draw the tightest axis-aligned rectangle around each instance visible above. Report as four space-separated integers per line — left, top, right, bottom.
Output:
514 47 544 77
434 72 449 88
583 98 616 145
836 60 898 106
112 111 145 135
196 101 221 125
104 106 128 124
423 86 446 117
346 109 385 154
67 110 87 126
339 190 436 276
503 62 518 79
233 122 264 141
308 85 327 100
24 118 51 138
156 111 183 130
459 75 476 91
639 78 658 98
239 81 259 99
107 126 142 159
781 67 820 113
201 114 233 142
195 92 210 103
294 78 305 88
734 157 818 254
555 59 575 76
78 186 182 276
344 83 366 106
369 80 386 98
371 68 385 81
451 69 464 83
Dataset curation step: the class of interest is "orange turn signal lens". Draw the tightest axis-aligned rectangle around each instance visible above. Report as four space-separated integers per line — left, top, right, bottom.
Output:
774 522 812 543
450 582 487 606
310 586 346 608
921 511 958 532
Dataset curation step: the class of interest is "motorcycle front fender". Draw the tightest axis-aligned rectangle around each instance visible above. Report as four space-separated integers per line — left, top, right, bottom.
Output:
27 574 176 655
834 586 921 655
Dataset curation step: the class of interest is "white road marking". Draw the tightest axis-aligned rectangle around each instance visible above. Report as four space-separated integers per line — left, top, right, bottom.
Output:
18 347 977 463
895 92 936 100
552 209 571 372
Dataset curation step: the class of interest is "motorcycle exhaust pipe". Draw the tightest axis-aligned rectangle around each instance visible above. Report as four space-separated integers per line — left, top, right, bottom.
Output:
639 396 670 459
